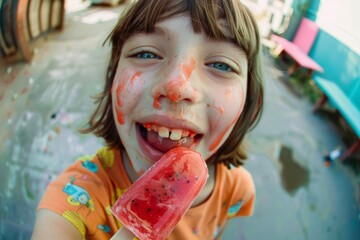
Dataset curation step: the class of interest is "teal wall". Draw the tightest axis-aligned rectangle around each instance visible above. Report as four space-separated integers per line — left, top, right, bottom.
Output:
310 30 360 95
284 0 359 95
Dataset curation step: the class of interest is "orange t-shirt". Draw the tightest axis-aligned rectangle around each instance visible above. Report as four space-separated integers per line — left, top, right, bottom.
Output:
38 147 255 239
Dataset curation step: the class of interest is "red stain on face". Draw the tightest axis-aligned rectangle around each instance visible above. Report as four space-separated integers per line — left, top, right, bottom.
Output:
181 57 195 80
114 71 143 125
130 72 142 85
153 92 162 109
116 83 124 107
212 105 225 114
209 89 245 151
209 113 239 151
116 110 125 125
160 58 196 103
226 87 233 100
115 82 125 125
166 81 183 102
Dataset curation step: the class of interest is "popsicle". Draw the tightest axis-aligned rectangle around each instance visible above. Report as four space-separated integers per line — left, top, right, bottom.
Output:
111 147 208 240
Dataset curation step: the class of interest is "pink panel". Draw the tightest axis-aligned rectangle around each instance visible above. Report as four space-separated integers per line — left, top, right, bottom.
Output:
292 17 319 54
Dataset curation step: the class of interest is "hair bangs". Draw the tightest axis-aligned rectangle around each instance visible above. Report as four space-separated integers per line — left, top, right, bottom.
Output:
110 0 259 64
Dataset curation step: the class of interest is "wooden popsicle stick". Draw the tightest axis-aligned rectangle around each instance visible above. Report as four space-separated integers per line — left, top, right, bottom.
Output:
111 227 137 240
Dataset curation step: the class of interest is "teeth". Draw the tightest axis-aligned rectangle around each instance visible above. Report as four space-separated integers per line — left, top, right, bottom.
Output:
181 130 189 137
144 123 152 131
158 127 170 138
143 123 195 140
189 132 196 138
151 125 159 132
170 129 182 140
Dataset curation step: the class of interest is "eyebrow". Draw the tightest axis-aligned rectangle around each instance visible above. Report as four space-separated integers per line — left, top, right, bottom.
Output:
152 26 170 37
206 36 246 55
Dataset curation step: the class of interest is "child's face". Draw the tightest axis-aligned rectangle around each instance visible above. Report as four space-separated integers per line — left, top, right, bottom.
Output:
112 15 248 174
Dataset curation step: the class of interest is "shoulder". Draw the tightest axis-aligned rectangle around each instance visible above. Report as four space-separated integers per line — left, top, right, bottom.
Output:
69 146 117 173
216 164 256 216
218 164 255 193
40 147 115 202
37 147 123 238
39 146 122 212
63 146 121 182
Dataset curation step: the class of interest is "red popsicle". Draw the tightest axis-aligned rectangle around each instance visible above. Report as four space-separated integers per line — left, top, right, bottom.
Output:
111 147 208 240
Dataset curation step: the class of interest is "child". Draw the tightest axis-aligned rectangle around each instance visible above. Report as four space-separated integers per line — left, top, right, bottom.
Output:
32 0 264 239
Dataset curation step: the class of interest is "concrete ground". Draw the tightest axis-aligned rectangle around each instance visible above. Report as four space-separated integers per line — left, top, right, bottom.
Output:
0 4 359 240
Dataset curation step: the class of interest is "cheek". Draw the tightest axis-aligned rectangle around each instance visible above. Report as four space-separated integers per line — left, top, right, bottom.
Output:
208 85 246 151
112 68 145 125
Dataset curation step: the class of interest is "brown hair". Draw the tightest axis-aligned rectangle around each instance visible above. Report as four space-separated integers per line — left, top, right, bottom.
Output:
81 0 264 169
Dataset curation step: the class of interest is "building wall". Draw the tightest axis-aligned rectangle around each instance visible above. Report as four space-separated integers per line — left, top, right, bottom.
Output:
283 0 359 88
311 30 360 95
316 0 360 55
309 0 359 89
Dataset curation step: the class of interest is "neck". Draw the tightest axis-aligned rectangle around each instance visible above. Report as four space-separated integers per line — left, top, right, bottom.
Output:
121 150 139 183
191 163 216 207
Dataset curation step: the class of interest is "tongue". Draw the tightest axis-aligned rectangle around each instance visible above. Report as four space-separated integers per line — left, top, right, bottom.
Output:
146 130 194 152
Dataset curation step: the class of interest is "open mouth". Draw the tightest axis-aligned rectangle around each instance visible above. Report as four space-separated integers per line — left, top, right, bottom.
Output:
137 122 202 154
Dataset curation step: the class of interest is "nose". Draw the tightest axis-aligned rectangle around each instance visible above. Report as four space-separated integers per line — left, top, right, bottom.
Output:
152 58 201 104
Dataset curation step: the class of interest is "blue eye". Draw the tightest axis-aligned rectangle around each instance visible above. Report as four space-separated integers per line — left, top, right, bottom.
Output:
135 52 159 59
209 62 232 72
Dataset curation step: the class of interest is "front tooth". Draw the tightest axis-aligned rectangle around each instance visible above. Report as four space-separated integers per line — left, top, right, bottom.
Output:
158 127 170 138
181 130 189 137
170 129 182 140
151 125 159 132
143 123 152 131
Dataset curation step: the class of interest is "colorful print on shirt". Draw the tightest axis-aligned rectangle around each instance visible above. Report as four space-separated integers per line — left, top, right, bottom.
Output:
63 182 95 211
227 199 243 217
